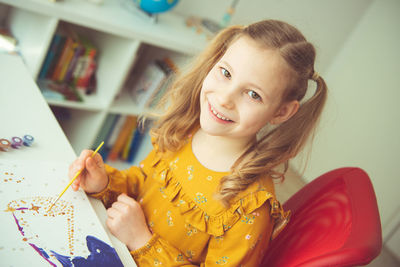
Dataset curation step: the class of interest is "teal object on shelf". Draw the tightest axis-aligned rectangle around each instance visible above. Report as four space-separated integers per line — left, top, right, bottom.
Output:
133 0 179 14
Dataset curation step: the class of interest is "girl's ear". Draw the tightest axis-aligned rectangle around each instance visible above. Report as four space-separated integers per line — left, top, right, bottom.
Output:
270 100 300 125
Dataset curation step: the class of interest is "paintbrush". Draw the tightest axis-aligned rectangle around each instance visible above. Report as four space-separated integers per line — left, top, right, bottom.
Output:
47 141 104 212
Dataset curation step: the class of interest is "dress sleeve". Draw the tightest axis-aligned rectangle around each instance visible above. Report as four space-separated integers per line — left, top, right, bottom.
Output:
88 164 146 208
131 203 273 267
131 234 197 266
88 148 159 207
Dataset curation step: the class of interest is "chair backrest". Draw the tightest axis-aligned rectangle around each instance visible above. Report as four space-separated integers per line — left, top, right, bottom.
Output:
261 167 382 267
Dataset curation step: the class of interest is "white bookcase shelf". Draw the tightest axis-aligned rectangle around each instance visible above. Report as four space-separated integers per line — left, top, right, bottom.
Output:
0 0 207 164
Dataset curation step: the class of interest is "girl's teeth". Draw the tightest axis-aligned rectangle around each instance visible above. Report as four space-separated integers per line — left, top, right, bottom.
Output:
211 106 230 121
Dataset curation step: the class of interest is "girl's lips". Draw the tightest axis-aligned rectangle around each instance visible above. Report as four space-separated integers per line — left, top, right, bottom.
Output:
208 102 234 124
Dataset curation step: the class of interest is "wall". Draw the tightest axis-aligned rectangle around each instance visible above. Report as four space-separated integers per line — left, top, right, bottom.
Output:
172 0 372 74
293 0 400 248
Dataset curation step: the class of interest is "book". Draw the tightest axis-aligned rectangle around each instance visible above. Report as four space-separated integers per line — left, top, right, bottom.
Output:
51 36 74 81
46 34 67 79
121 120 138 161
127 125 148 163
107 115 137 161
39 26 99 98
58 38 80 82
145 57 179 108
38 34 62 79
103 115 125 160
64 44 86 83
73 35 97 93
93 113 118 152
76 57 97 93
96 114 119 160
130 60 168 109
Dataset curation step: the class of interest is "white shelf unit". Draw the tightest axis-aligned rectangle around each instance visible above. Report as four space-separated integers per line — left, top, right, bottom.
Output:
0 0 207 166
110 43 189 116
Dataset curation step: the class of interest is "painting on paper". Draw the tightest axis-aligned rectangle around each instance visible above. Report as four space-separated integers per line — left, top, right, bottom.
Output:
0 160 123 267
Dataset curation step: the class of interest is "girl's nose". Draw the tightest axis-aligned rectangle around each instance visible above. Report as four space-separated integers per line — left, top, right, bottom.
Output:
216 85 237 109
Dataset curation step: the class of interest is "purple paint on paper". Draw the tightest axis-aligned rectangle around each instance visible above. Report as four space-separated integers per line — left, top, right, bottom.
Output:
16 207 29 210
12 212 24 236
28 243 57 267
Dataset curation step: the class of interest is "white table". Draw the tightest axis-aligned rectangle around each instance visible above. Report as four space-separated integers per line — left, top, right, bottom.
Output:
0 53 135 266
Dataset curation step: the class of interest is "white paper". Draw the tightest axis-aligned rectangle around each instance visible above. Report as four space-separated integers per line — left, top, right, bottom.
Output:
0 160 123 266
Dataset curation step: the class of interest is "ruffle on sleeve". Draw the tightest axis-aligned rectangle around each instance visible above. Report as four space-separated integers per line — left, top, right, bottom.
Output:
86 164 127 206
149 152 290 237
269 198 291 240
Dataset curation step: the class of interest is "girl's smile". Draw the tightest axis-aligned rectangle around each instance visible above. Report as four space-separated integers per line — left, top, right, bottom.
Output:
208 101 234 123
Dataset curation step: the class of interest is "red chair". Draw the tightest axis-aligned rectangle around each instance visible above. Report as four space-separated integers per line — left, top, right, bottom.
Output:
262 167 382 267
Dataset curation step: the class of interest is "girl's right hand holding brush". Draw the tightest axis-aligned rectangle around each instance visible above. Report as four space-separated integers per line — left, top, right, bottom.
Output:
69 149 108 194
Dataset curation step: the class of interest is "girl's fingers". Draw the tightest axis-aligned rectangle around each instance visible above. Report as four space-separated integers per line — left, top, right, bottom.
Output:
115 194 141 213
117 193 135 205
71 176 80 191
107 206 121 220
76 150 94 171
68 150 106 194
86 157 100 174
93 153 104 168
110 201 128 213
79 149 93 160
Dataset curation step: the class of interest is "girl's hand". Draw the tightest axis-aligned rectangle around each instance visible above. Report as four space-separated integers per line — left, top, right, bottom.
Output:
106 193 153 251
69 149 108 194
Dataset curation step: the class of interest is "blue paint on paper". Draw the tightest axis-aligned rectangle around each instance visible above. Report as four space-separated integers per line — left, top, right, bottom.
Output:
8 203 123 266
50 252 72 267
51 235 123 267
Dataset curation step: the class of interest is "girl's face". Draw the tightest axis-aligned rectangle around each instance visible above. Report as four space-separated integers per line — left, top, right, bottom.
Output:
199 36 298 144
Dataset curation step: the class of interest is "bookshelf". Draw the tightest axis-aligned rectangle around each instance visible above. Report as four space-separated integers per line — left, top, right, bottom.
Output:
0 0 207 168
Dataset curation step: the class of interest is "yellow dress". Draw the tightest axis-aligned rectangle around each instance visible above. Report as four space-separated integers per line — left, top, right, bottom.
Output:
90 136 289 266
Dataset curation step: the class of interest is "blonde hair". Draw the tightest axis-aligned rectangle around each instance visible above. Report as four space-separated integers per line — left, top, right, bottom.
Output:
151 20 327 206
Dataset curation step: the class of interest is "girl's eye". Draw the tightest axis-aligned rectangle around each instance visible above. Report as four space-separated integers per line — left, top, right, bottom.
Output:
220 68 231 79
248 90 261 101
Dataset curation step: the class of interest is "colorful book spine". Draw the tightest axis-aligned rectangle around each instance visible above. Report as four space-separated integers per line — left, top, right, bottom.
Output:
93 114 118 153
99 114 120 160
127 127 146 163
121 122 138 161
73 35 97 92
107 115 137 161
104 115 125 158
52 36 73 81
38 34 62 80
46 35 67 79
64 44 85 83
58 40 79 82
76 55 97 91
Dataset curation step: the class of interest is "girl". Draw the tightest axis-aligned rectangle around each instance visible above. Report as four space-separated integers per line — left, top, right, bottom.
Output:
69 19 327 266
